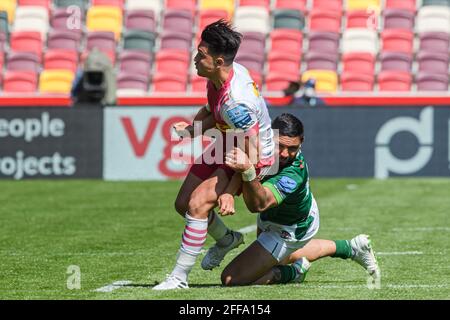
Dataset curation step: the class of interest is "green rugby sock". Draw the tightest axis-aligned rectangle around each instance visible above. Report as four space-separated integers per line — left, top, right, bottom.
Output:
274 265 297 284
332 240 353 259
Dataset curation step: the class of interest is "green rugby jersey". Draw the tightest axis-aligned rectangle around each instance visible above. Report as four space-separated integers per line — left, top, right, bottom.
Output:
260 152 313 238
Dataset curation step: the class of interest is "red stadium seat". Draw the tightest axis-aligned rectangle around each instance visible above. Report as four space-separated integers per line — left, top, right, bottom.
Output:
347 10 379 29
341 72 374 91
249 70 263 89
378 71 412 91
274 0 307 13
166 0 197 14
198 9 229 31
385 0 416 12
152 72 187 92
239 0 271 10
312 0 342 12
270 29 303 55
3 71 38 93
92 0 125 9
382 29 414 54
44 50 79 72
10 31 43 58
342 52 375 75
309 9 341 33
265 72 299 91
155 49 190 75
267 51 301 76
190 74 208 93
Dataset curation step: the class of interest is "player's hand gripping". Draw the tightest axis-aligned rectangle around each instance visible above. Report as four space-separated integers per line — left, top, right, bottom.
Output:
225 147 253 173
218 193 235 216
173 121 193 138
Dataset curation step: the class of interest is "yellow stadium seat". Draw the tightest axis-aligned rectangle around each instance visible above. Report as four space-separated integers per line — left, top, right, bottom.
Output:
87 6 123 40
302 70 338 93
200 0 235 19
0 0 17 24
347 0 380 12
39 70 75 94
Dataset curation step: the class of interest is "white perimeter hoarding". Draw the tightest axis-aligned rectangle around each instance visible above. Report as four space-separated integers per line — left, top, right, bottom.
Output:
104 107 202 180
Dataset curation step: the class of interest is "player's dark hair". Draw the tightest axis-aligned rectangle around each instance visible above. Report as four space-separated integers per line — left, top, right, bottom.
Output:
201 19 243 65
272 113 304 138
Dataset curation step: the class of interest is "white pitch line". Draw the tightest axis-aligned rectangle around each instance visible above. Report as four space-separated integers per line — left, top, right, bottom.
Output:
94 280 132 293
302 284 448 289
377 251 423 255
237 224 257 234
391 227 450 232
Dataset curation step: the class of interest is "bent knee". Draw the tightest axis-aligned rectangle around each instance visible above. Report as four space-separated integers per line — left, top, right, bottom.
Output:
221 270 244 286
174 198 187 216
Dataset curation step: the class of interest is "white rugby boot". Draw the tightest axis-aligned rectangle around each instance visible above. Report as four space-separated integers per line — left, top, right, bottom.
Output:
292 257 311 283
201 231 244 270
350 234 380 281
152 274 189 290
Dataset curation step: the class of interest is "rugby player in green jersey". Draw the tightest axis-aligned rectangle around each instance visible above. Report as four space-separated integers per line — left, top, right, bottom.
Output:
202 113 380 286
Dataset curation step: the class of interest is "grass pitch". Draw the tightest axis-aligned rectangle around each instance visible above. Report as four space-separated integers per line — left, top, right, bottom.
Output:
0 179 449 300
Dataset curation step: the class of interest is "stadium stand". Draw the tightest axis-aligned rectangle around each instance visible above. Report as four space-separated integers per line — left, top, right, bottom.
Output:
0 0 449 96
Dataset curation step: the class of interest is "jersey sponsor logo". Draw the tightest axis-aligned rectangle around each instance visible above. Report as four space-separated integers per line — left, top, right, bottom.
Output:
226 104 255 130
216 122 231 132
276 176 298 195
280 230 291 240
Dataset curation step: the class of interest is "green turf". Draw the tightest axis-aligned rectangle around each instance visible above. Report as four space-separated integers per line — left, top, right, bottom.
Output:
0 179 449 300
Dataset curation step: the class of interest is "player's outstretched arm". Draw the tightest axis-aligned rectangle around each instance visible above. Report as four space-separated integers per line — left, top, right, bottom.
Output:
173 105 215 138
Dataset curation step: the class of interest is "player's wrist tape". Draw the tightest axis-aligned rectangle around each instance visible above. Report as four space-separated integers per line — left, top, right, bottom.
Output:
242 166 256 182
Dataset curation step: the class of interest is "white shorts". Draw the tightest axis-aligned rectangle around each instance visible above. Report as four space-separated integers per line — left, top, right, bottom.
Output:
257 197 320 262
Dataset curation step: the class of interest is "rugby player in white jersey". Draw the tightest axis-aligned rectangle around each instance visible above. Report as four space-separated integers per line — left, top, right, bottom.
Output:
153 20 275 290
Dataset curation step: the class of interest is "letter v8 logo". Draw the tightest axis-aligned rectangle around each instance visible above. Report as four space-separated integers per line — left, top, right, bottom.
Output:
103 107 198 180
375 107 434 179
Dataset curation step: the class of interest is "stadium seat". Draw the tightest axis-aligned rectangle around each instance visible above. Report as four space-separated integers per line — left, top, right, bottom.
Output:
39 69 75 94
345 52 373 75
14 6 49 40
155 49 190 75
235 6 270 34
382 29 414 54
239 0 270 10
417 51 449 74
86 32 115 63
117 72 149 93
309 9 341 33
267 51 301 76
51 8 83 32
235 52 265 73
249 70 263 89
0 11 9 35
47 30 82 51
346 0 380 11
166 0 197 14
0 0 16 24
119 50 152 77
419 32 450 53
346 10 378 30
270 29 303 55
92 0 124 9
123 30 156 53
383 9 415 30
55 0 87 9
274 0 307 13
160 31 192 51
301 70 338 93
385 0 417 12
341 72 374 91
198 9 229 34
199 0 235 19
240 32 266 54
265 72 299 91
416 6 450 33
7 52 41 72
10 32 43 58
163 9 194 35
423 0 450 6
305 52 338 71
312 0 342 12
416 72 449 91
18 0 51 10
152 72 187 92
86 6 123 40
125 10 156 32
3 71 38 92
378 71 412 91
273 9 305 30
190 73 208 93
380 52 412 72
309 31 340 55
44 50 78 73
342 29 378 55
127 0 162 18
